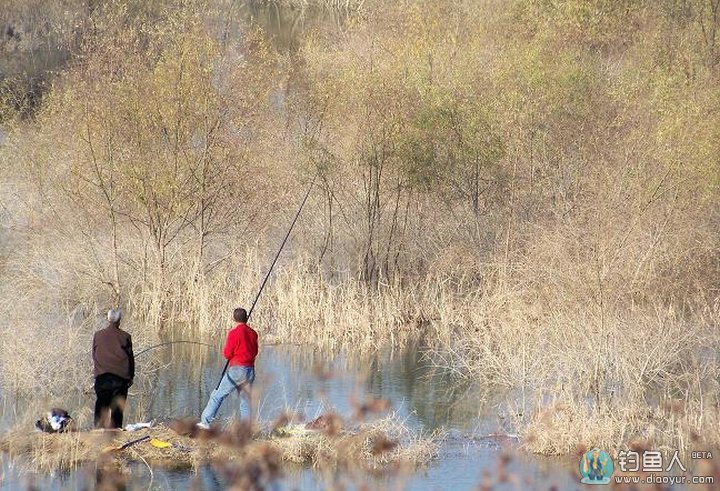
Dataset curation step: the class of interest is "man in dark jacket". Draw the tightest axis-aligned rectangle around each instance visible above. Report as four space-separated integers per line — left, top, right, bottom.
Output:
198 307 258 428
92 308 134 429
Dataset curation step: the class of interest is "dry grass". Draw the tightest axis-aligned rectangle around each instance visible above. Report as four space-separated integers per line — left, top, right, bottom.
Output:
269 413 440 472
249 0 366 13
2 246 718 458
421 271 720 457
0 414 438 475
520 402 642 456
521 398 720 457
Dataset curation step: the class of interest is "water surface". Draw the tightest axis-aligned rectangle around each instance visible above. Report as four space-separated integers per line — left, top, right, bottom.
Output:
1 342 580 490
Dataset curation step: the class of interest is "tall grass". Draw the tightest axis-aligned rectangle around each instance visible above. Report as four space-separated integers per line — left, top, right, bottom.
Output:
249 0 365 13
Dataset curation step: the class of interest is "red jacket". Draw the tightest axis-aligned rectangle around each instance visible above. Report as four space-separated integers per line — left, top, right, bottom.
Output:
223 322 258 367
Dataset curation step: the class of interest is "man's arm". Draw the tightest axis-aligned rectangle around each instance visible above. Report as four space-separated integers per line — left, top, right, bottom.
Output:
250 330 259 358
91 333 98 384
92 333 98 365
124 335 135 383
223 329 238 360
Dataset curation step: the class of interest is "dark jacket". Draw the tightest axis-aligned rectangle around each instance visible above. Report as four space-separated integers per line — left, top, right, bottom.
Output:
92 322 135 381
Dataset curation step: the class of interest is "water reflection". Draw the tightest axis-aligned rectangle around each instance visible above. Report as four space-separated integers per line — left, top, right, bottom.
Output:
0 342 582 490
365 338 492 431
241 1 350 52
137 342 491 433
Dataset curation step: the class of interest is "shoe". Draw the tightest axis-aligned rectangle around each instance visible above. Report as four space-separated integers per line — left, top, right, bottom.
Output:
196 422 210 430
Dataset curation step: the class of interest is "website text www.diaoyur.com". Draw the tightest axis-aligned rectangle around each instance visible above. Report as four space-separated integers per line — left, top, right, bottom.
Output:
614 475 715 485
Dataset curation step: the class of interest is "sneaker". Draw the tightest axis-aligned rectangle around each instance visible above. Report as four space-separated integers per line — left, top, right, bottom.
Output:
196 422 210 430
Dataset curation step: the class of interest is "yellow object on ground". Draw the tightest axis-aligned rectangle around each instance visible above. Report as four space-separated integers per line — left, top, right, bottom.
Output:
150 438 172 449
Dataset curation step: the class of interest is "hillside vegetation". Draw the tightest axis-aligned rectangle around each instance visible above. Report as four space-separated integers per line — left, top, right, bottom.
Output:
1 0 719 454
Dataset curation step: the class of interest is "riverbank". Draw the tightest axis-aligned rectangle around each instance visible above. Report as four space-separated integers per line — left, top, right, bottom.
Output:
0 417 438 475
0 344 578 490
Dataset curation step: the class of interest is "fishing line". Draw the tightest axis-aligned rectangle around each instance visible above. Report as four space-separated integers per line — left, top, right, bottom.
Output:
135 341 214 357
214 173 318 390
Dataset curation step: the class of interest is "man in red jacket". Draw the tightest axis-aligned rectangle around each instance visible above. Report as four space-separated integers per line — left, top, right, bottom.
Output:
198 307 258 428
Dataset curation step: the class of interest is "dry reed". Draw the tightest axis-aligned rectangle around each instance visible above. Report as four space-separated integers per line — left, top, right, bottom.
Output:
249 0 365 13
0 414 438 475
269 413 440 472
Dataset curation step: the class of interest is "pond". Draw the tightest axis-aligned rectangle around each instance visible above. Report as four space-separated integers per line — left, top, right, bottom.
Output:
0 341 581 490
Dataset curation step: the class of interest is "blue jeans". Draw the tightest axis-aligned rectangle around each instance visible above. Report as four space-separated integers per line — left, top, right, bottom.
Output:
200 365 255 425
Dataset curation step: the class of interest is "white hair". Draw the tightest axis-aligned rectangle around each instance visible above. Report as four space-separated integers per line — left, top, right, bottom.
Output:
107 308 122 323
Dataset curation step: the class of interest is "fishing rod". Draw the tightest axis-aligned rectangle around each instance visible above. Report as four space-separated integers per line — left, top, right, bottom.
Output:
135 340 214 357
214 173 317 390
